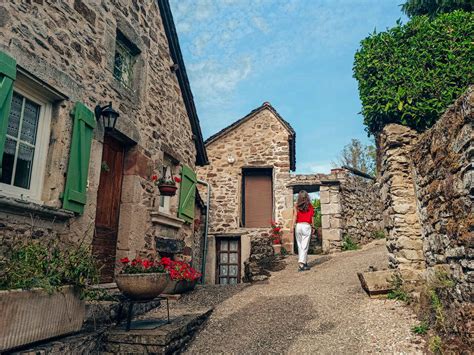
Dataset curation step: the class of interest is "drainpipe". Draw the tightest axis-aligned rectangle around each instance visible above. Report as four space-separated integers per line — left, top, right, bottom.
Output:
197 179 210 284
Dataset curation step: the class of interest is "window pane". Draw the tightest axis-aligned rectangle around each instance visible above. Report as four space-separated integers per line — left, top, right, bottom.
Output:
229 241 238 251
220 253 228 263
7 93 23 138
220 277 228 285
229 253 238 264
20 98 40 145
14 144 35 189
0 138 16 185
229 277 237 285
220 265 228 276
220 240 228 251
229 265 238 276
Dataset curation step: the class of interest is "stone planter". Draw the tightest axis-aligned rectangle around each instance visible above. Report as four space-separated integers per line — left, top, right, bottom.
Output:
116 273 170 301
163 279 198 295
158 183 177 196
272 244 282 254
0 286 85 352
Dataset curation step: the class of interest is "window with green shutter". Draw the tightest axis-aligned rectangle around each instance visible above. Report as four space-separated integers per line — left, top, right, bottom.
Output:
178 165 197 223
0 51 17 179
61 102 96 214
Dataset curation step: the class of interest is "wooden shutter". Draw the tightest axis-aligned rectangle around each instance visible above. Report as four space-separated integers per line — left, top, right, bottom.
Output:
178 165 197 223
243 170 272 227
0 51 16 177
61 102 96 214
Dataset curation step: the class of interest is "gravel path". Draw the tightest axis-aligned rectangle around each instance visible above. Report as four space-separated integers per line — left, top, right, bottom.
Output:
184 240 425 354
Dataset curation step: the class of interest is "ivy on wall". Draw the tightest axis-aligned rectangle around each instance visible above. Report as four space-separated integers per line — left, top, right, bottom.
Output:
353 10 473 136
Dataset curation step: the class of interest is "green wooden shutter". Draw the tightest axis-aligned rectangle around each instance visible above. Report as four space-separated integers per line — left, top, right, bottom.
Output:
61 102 96 214
178 165 197 223
0 51 16 177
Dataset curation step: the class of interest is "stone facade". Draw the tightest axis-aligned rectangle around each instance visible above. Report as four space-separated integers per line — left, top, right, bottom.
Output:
0 1 206 272
339 173 383 245
378 87 473 345
197 103 295 284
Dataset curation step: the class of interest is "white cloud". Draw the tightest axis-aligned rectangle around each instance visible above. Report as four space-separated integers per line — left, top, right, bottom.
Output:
296 161 335 175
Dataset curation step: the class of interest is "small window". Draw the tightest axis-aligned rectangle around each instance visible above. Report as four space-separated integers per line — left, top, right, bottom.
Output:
0 85 52 202
158 157 174 214
242 168 273 227
113 31 139 89
216 237 241 285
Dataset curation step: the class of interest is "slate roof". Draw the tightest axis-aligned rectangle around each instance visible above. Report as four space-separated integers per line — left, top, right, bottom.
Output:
205 102 296 171
157 0 208 166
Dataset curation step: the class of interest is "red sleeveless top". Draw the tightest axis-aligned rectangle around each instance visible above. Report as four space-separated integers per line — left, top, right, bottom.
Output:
296 204 314 224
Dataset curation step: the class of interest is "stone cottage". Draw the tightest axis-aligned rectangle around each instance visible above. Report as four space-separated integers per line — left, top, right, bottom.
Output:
0 0 208 282
197 102 296 284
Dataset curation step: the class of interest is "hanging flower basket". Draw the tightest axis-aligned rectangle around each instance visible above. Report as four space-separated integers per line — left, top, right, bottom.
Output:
158 183 178 196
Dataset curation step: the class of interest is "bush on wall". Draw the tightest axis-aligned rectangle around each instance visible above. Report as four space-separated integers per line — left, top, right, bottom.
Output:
353 10 473 136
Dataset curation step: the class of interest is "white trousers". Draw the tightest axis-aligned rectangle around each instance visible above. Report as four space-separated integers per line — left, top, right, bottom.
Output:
295 223 311 264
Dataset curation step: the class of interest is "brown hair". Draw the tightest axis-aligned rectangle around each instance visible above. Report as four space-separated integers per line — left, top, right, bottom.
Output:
296 190 311 212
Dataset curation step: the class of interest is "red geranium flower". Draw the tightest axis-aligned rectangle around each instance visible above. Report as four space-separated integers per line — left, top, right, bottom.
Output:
174 176 182 183
120 257 130 264
151 175 158 181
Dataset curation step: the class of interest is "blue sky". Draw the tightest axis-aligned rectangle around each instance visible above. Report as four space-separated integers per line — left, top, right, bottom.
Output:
170 0 407 173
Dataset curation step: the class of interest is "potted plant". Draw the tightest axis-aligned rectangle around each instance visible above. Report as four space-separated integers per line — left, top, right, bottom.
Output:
151 175 181 197
0 239 99 352
162 258 201 295
271 221 283 254
115 257 170 300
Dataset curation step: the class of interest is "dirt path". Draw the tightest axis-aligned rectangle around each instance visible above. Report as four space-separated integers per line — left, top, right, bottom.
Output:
184 240 425 354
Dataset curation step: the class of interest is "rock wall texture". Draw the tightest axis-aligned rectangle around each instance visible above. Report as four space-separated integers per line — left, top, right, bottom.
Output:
0 1 200 265
411 87 473 345
339 173 383 245
379 124 425 287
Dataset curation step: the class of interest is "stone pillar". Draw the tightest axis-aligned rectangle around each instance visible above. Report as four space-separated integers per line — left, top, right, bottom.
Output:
320 183 342 252
379 124 425 288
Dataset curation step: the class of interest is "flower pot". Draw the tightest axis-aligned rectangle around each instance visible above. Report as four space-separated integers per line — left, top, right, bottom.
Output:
163 279 198 295
0 286 85 352
158 184 177 196
115 273 170 301
272 244 282 255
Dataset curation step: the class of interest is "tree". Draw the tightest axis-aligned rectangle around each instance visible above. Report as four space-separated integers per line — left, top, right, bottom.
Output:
402 0 473 18
353 11 473 135
334 139 376 176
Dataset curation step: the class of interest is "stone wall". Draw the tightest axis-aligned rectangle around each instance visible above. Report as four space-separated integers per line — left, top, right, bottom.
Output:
339 173 383 245
411 87 473 344
0 1 200 264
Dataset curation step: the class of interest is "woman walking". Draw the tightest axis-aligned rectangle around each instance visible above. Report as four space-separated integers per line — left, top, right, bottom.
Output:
292 190 314 272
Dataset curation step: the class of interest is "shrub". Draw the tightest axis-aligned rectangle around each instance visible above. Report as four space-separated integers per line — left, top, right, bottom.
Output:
353 11 473 135
341 235 359 251
0 239 99 297
388 274 411 302
372 230 386 239
412 322 429 335
402 0 473 18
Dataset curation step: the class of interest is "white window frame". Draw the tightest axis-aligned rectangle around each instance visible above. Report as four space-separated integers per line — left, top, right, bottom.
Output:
0 81 52 203
158 164 172 214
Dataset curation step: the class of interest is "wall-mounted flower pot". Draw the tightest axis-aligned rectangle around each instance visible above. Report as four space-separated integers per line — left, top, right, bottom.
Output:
116 273 170 301
272 244 282 255
0 286 85 352
158 183 178 196
163 279 198 295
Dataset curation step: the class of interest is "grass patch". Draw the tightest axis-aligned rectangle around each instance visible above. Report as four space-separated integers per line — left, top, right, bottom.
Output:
387 274 410 302
411 322 429 335
429 335 443 354
372 230 386 239
341 235 359 251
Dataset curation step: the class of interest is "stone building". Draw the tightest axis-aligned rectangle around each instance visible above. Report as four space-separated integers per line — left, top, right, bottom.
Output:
197 102 296 284
0 0 208 282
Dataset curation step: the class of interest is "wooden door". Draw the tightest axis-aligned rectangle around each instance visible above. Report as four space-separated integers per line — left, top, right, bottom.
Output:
243 169 273 227
93 135 125 283
216 238 241 285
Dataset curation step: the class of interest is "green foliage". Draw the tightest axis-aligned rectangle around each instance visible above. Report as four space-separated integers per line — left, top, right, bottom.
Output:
429 335 443 354
0 239 99 298
412 321 429 335
353 11 474 135
430 289 446 329
372 230 386 239
402 0 473 18
335 139 376 176
312 198 321 229
341 235 359 251
280 246 288 256
388 274 411 302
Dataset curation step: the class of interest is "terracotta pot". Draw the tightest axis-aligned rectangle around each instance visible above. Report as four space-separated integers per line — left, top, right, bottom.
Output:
0 286 85 351
272 244 282 255
116 273 170 301
158 184 177 196
163 279 198 295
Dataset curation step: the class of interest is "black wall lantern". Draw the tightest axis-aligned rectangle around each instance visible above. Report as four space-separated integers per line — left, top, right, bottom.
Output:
95 102 120 130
